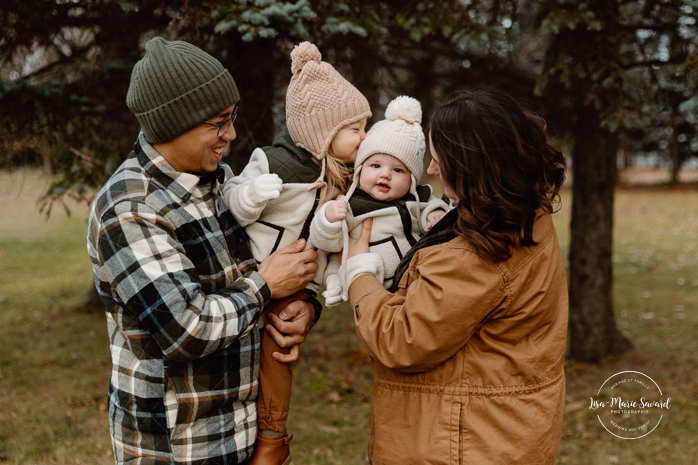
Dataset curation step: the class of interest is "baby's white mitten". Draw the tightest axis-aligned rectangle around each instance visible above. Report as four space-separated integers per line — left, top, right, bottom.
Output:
248 174 282 205
323 274 344 307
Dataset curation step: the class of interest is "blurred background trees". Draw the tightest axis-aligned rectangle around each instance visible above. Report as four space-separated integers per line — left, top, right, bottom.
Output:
1 0 696 361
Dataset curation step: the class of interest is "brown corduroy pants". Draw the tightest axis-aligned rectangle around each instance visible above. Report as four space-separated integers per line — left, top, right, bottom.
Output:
257 290 313 432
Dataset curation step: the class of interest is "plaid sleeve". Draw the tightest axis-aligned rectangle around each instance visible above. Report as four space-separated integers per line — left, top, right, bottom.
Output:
97 199 269 362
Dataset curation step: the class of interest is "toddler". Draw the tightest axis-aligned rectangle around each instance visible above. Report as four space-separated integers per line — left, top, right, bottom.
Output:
222 41 371 464
311 96 449 304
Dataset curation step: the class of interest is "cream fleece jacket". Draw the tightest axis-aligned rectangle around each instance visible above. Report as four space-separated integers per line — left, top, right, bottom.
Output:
310 186 448 291
222 147 340 294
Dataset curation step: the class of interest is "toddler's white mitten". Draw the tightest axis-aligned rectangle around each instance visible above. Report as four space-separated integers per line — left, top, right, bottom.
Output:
248 174 282 205
323 274 344 307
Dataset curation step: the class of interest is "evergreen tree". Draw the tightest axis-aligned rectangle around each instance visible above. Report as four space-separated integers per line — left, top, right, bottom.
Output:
2 0 695 355
534 0 697 361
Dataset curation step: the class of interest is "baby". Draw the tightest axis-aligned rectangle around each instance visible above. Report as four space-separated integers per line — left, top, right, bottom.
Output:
311 96 448 304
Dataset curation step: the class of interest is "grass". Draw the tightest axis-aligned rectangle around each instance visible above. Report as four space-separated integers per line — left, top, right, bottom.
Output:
553 186 698 465
0 168 696 464
0 170 112 464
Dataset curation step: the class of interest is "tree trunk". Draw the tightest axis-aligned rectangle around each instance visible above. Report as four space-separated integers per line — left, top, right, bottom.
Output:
39 139 53 176
617 132 631 181
669 125 681 186
409 53 436 179
410 53 437 125
216 38 279 175
568 104 632 362
350 42 380 125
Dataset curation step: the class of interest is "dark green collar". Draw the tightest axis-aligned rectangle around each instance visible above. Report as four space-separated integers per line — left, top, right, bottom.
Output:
262 127 321 184
349 185 431 216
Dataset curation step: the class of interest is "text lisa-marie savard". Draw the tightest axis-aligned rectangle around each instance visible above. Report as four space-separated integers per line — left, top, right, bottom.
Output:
589 397 671 412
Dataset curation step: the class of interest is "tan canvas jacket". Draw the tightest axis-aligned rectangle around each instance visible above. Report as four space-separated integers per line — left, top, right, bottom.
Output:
348 212 568 465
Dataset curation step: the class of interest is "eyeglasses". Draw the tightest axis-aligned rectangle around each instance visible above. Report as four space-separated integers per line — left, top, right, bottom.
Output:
205 104 239 137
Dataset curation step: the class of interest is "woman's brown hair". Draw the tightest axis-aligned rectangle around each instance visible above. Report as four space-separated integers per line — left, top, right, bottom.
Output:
429 87 566 263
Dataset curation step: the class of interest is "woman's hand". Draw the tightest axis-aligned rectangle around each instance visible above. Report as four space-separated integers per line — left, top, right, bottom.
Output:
347 217 372 259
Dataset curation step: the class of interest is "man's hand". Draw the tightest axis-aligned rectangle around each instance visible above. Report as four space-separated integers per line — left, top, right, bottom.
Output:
258 239 319 298
266 299 315 363
427 208 446 229
325 200 347 223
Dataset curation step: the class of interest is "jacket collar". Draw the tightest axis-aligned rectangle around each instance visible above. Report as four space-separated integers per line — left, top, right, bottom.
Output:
134 131 225 202
272 126 313 160
349 185 432 216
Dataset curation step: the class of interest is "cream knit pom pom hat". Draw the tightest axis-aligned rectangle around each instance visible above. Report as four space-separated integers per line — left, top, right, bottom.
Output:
286 42 372 190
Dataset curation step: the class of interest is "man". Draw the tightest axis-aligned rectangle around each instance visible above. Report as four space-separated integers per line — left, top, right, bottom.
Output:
87 37 319 464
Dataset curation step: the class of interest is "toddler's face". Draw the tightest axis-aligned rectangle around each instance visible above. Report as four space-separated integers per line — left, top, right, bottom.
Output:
359 153 412 202
331 119 367 163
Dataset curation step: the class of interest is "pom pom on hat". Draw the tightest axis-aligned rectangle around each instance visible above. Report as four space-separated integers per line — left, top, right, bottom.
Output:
291 41 322 75
385 95 422 125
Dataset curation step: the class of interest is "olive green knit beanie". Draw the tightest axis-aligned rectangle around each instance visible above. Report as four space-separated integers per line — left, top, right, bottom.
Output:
127 37 240 144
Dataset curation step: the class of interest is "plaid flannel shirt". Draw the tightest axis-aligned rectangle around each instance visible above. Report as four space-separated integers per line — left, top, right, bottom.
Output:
87 132 270 464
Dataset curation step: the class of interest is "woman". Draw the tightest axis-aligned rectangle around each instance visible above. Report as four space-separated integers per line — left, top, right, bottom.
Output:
344 88 568 464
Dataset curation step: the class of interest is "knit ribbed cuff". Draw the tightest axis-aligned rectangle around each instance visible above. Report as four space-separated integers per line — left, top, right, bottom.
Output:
341 253 385 292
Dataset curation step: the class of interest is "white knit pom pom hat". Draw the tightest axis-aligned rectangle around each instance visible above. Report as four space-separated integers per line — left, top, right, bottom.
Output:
340 96 427 300
286 41 372 192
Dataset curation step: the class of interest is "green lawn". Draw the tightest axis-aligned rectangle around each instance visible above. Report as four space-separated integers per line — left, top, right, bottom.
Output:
0 169 696 464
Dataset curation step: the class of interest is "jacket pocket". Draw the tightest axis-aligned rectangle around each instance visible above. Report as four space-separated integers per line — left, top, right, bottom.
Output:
450 401 462 465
